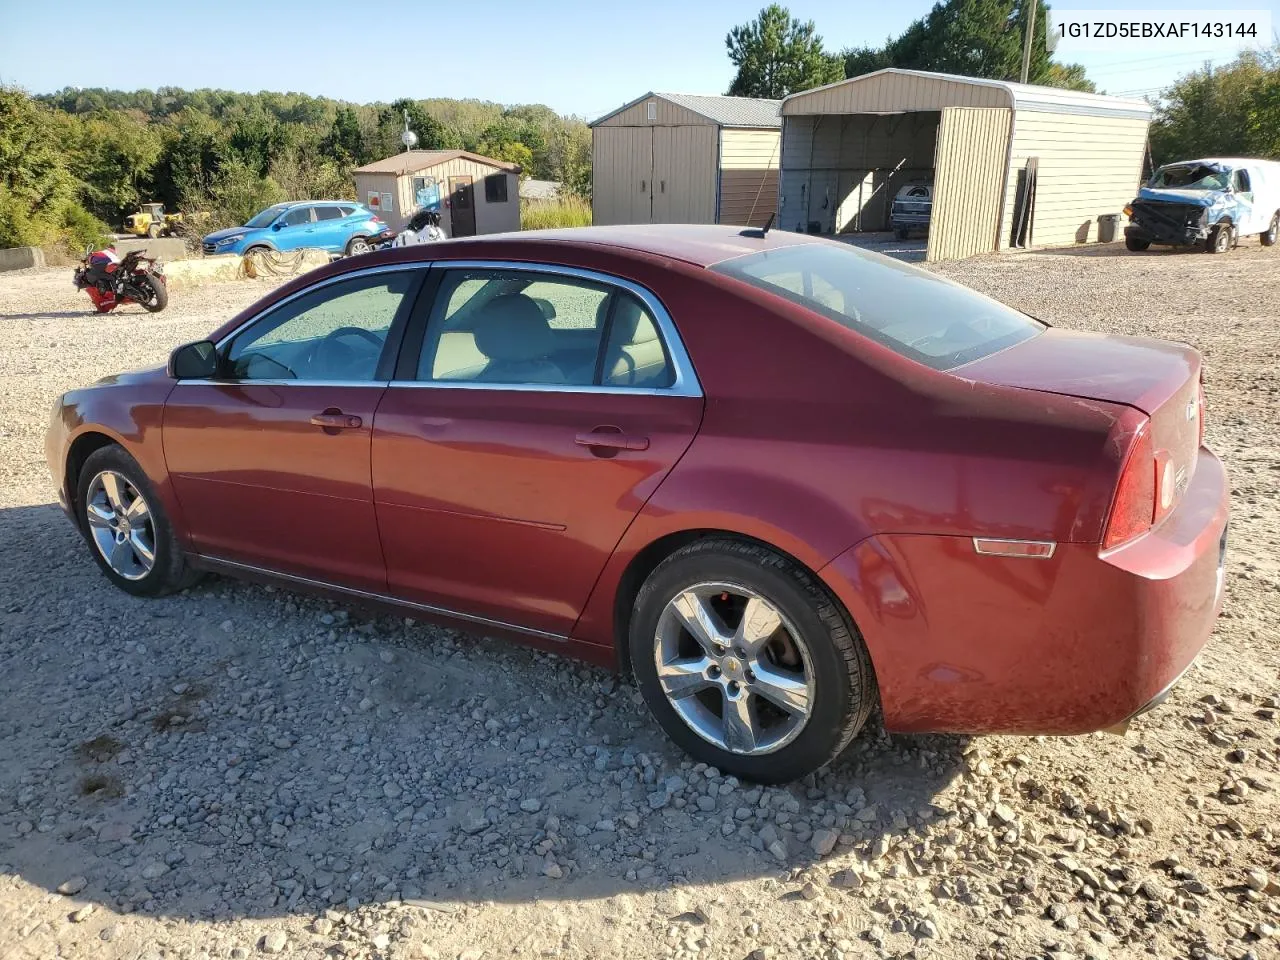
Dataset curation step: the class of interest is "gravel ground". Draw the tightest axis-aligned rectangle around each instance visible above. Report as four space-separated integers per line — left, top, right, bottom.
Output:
0 241 1277 960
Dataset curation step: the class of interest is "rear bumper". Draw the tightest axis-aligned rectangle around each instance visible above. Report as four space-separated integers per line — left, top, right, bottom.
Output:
820 447 1229 735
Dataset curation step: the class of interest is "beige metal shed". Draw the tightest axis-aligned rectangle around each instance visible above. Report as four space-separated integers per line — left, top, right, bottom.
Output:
779 69 1153 261
351 150 521 236
591 92 781 227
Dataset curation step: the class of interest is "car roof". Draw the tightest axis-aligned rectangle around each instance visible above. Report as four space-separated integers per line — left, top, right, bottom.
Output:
473 224 830 268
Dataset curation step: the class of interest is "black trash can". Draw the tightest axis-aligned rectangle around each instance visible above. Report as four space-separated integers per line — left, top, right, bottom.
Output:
1098 213 1121 243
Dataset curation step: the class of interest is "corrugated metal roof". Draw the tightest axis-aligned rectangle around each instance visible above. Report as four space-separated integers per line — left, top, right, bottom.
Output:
783 69 1153 121
591 92 780 128
352 149 521 176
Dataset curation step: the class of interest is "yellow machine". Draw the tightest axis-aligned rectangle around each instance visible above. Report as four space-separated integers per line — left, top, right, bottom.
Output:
123 203 183 238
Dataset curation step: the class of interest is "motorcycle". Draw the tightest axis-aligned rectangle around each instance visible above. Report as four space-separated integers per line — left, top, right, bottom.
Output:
393 209 447 246
72 245 169 313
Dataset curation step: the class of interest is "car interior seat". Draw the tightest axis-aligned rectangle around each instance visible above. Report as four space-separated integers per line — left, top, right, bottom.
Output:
602 296 673 388
471 294 565 384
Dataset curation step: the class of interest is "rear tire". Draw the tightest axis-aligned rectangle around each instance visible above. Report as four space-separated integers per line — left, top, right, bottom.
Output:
1207 223 1232 254
75 446 200 597
1262 212 1279 247
1125 236 1150 252
628 538 876 783
345 236 371 257
136 273 168 313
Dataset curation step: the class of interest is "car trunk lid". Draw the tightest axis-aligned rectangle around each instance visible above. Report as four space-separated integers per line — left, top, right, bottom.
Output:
961 328 1203 520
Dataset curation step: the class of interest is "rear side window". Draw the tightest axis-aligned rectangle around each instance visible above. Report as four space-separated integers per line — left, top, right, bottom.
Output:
314 206 343 221
712 243 1044 370
338 206 356 217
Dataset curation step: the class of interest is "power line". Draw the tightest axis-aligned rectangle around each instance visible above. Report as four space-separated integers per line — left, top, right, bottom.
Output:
1082 49 1217 73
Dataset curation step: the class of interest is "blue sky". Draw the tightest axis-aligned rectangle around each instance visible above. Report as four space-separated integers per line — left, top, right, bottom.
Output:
0 0 1273 117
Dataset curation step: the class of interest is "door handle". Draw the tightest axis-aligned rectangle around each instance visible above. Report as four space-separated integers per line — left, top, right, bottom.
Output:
310 411 362 429
575 430 649 452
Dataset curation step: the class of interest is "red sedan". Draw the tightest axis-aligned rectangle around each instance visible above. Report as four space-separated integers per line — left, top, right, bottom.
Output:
46 225 1229 782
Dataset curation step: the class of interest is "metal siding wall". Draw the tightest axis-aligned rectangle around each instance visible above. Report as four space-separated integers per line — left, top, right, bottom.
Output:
926 107 1013 262
998 112 1150 248
718 128 781 225
652 125 718 223
596 97 714 127
782 73 1008 115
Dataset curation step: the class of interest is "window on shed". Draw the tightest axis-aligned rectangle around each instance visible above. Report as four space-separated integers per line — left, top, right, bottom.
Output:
646 101 657 121
484 174 509 203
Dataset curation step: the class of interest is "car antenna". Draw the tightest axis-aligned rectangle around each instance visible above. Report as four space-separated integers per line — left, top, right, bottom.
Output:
740 213 776 239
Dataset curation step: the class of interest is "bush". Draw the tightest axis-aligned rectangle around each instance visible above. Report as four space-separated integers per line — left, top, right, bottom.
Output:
0 185 108 251
57 201 110 250
520 196 591 230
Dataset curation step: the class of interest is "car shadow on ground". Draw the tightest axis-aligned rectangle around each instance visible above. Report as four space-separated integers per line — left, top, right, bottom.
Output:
0 502 971 922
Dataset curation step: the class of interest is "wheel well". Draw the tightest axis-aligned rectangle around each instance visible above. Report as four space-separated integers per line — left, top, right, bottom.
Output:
610 529 831 677
64 432 117 518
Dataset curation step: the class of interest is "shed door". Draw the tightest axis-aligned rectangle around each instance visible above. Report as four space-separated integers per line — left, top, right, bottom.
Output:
652 126 718 224
927 107 1013 262
448 176 477 237
592 127 653 226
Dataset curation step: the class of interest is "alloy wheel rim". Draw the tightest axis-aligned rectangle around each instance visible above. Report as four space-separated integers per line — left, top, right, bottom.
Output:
85 470 156 581
351 239 370 255
653 581 815 756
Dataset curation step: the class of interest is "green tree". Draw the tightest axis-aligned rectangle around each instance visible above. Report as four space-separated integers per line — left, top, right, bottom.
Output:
69 111 163 221
725 5 845 99
839 0 1095 92
1150 49 1279 164
322 106 365 166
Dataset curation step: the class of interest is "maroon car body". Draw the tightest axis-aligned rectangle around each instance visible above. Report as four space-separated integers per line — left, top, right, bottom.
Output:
47 225 1228 757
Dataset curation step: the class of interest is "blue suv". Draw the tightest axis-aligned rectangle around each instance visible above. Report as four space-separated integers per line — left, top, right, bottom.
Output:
202 201 385 257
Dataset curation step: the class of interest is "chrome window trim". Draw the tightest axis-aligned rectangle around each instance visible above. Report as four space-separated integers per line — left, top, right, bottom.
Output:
173 379 390 389
200 555 567 643
409 260 703 399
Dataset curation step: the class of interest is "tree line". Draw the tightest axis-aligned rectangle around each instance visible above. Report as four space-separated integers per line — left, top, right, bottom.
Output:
725 1 1094 101
0 86 591 250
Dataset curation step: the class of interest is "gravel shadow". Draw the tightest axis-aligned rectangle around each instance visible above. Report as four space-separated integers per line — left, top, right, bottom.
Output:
0 502 970 921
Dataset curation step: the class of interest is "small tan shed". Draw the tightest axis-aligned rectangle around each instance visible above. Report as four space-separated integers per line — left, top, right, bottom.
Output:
351 150 521 236
591 92 781 227
779 69 1153 261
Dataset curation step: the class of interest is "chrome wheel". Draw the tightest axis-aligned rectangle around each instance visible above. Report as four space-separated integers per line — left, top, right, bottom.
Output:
85 470 155 581
653 582 815 756
348 238 371 256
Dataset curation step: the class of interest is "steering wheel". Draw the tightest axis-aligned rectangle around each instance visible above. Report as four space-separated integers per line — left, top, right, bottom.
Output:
308 326 384 378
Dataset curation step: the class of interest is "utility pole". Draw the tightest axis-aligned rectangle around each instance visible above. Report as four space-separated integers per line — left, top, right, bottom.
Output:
1020 0 1038 84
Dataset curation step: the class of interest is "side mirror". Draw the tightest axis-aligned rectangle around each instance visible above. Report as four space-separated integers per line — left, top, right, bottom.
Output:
168 340 218 379
272 221 284 230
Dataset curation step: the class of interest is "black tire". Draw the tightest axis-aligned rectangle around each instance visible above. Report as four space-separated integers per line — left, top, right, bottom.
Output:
1125 236 1151 252
1262 212 1279 247
75 445 200 597
146 223 161 239
345 236 371 257
135 272 168 313
1207 223 1232 254
629 538 876 783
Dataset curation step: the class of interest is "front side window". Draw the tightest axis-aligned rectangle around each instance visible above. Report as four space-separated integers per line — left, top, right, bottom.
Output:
226 272 416 381
713 243 1043 370
281 207 313 227
245 203 291 229
418 269 674 389
1233 169 1252 194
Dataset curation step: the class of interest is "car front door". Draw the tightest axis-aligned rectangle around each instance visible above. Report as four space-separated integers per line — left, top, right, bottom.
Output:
163 267 423 591
1231 168 1259 232
273 205 314 251
371 264 704 638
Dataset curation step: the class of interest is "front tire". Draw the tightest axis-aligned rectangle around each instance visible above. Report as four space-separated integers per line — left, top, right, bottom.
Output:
1262 212 1279 247
629 538 876 783
76 446 199 597
1125 236 1151 252
146 224 161 239
1207 223 1232 254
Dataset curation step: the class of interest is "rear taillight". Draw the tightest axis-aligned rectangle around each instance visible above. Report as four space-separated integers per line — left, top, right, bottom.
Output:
1197 377 1206 447
1103 422 1156 550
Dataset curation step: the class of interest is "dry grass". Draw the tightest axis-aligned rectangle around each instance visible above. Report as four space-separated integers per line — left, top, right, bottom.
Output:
520 196 591 231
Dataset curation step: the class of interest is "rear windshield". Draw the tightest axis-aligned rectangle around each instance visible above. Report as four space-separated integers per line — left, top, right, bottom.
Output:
712 243 1044 370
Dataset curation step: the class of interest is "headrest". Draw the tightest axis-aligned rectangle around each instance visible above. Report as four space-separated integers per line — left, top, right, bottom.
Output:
612 296 659 345
472 295 553 363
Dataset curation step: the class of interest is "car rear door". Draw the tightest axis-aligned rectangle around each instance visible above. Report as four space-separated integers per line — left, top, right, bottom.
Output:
163 266 424 591
308 205 346 252
370 262 704 638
